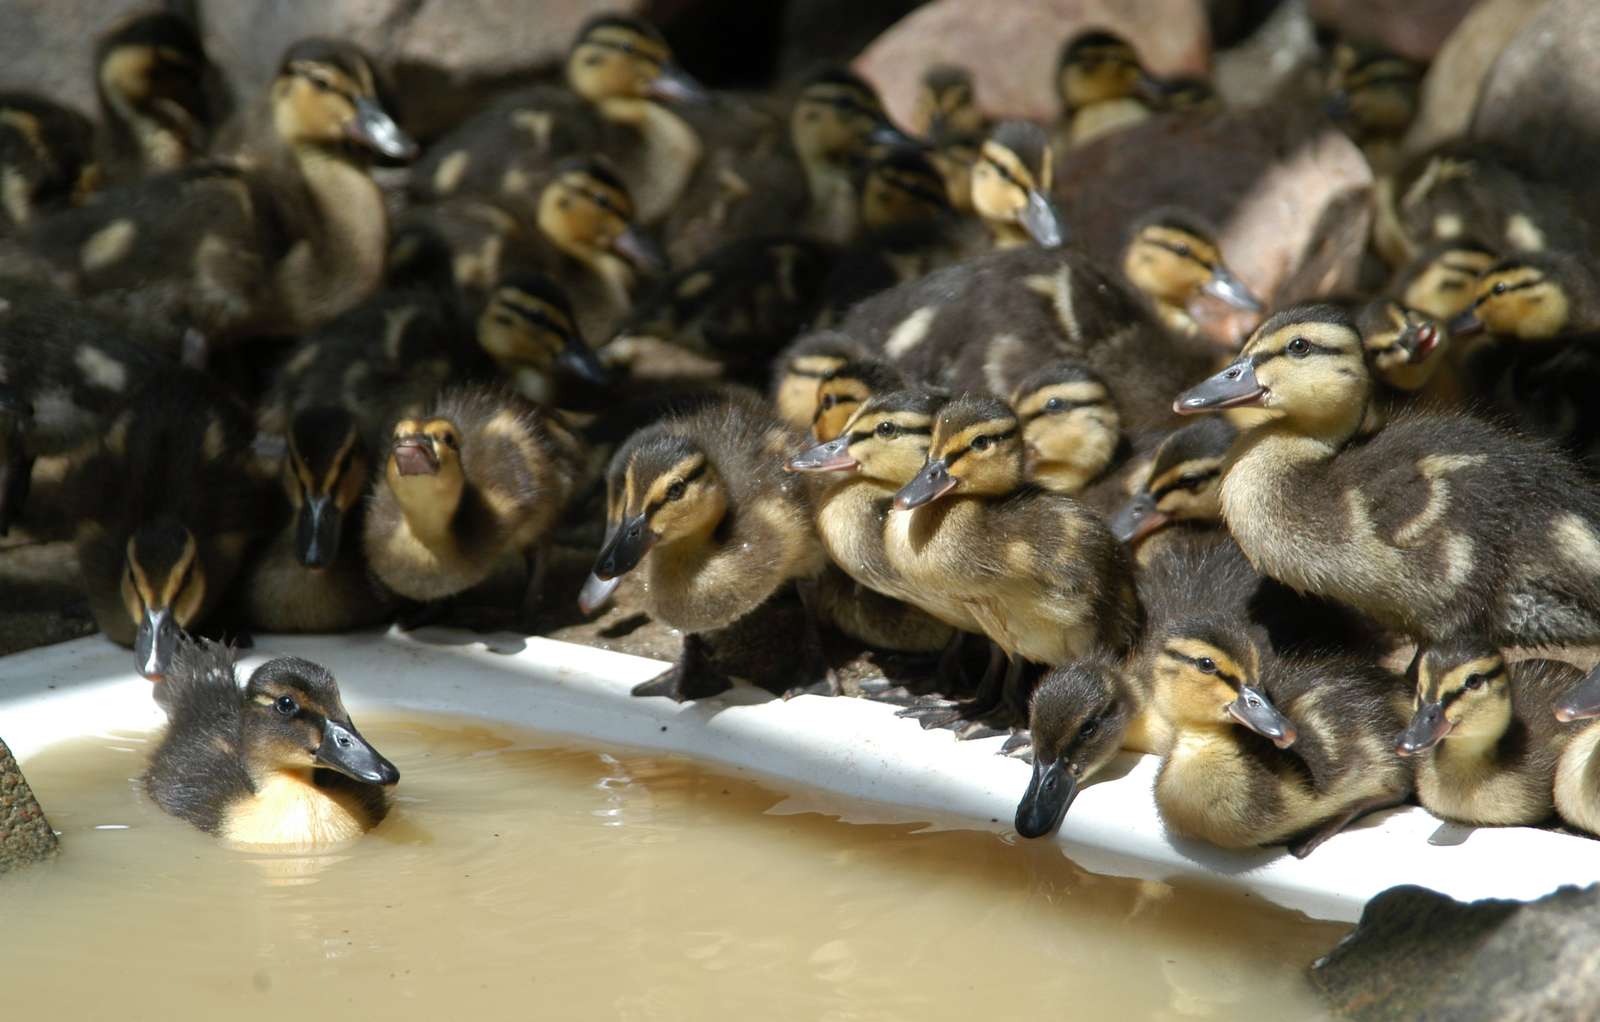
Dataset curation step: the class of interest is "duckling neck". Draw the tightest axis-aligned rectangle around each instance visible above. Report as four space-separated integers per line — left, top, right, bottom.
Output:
225 765 373 848
1152 298 1199 337
985 219 1031 249
277 145 389 328
1436 725 1508 769
802 156 860 244
390 472 464 548
597 97 701 224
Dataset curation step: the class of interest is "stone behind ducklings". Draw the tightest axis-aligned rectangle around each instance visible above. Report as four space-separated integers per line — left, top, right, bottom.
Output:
1312 883 1600 1021
0 736 57 874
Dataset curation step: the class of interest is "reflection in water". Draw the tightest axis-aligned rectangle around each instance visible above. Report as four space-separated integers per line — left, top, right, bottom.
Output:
5 717 1339 1019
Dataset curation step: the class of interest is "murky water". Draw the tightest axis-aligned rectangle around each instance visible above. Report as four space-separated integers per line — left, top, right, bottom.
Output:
3 717 1340 1020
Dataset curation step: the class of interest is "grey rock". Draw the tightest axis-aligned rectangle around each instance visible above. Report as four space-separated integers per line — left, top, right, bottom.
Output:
0 736 57 874
0 0 151 112
1312 883 1600 1021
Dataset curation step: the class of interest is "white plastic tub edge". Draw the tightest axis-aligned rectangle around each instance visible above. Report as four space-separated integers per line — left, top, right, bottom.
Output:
3 629 1598 925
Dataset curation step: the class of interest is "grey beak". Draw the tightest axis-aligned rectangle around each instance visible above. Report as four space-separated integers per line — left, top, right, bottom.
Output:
1021 189 1066 248
349 96 419 161
1201 264 1264 312
1014 757 1080 839
317 719 400 785
135 605 179 681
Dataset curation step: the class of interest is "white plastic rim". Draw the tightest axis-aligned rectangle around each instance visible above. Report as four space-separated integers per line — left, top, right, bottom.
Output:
3 628 1598 924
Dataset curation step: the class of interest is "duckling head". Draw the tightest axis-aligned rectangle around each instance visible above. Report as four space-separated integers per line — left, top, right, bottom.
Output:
1016 658 1132 838
1396 239 1496 321
809 358 905 443
584 431 726 607
537 158 665 278
972 120 1065 248
1056 29 1144 112
241 655 399 787
271 38 417 160
1152 620 1297 748
1451 256 1574 342
859 145 954 236
1110 418 1236 544
284 407 369 570
1009 361 1121 494
565 14 709 107
121 518 206 681
894 394 1022 509
790 66 915 172
1397 641 1511 756
478 272 610 400
787 386 945 484
913 64 983 142
385 416 466 532
1357 299 1449 393
771 331 865 433
1325 40 1422 141
1135 73 1219 116
1175 304 1372 443
1122 212 1262 314
96 11 212 168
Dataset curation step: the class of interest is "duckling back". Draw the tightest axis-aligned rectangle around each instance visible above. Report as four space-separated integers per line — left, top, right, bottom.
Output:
142 639 255 834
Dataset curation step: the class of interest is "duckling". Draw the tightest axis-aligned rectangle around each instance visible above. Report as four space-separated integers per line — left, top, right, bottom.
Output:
1175 304 1600 647
475 271 611 401
1152 616 1410 856
1552 670 1600 835
241 407 394 633
68 369 274 679
1453 252 1600 342
1397 640 1582 827
970 121 1065 249
1324 39 1423 172
1052 30 1150 150
1006 360 1137 506
0 93 96 231
94 10 217 181
578 395 829 700
809 358 906 444
1135 73 1221 118
888 394 1141 721
143 639 398 847
5 39 417 346
769 329 870 435
364 386 584 626
1108 418 1236 547
0 282 173 533
1355 298 1459 404
1014 656 1144 836
1391 239 1497 323
411 14 711 225
912 64 987 214
1120 211 1263 339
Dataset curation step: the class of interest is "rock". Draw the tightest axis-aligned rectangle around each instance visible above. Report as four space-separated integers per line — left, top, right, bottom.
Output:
1402 0 1546 158
1213 0 1325 111
1471 0 1600 186
1312 883 1600 1021
1307 0 1480 62
0 736 57 874
0 0 152 113
1054 103 1372 331
854 0 1211 129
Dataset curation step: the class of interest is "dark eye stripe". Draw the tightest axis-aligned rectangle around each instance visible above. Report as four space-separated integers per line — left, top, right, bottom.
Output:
1146 239 1210 267
645 459 707 517
943 427 1017 467
500 301 571 340
1473 279 1541 306
1166 650 1242 690
1021 400 1100 423
1253 340 1344 366
983 156 1026 190
1150 467 1219 501
584 38 662 66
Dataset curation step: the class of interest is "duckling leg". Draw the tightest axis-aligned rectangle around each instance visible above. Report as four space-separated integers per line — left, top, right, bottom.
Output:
632 634 733 702
1288 787 1411 859
518 543 550 628
999 731 1034 761
784 579 841 699
860 633 966 704
897 643 1007 729
0 450 33 536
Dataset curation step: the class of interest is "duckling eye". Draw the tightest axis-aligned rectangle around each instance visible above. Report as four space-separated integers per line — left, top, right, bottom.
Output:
1286 337 1310 357
442 433 459 449
820 395 838 410
875 420 898 438
1196 657 1217 674
1172 244 1192 259
1078 718 1099 739
1464 674 1485 691
666 481 686 501
972 436 990 452
275 696 298 716
583 54 605 67
1044 397 1066 413
1491 281 1508 296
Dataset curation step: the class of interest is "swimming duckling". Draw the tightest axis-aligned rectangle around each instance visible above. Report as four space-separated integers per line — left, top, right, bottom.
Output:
1152 617 1410 856
579 395 829 701
769 329 871 435
364 386 584 626
1552 671 1600 835
912 64 986 214
0 93 96 231
1397 640 1582 827
68 369 274 679
411 14 710 224
1108 417 1236 547
970 121 1065 249
1053 30 1151 149
94 10 217 181
241 407 394 633
1120 211 1263 339
888 394 1141 722
143 639 398 847
1175 304 1600 647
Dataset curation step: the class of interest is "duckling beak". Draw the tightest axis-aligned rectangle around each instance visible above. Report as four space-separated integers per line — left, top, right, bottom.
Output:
1555 669 1600 722
647 63 713 106
559 335 612 386
1448 309 1484 338
893 458 957 510
1404 321 1442 361
391 435 439 476
868 120 925 150
1397 700 1453 755
347 97 419 161
786 436 857 473
1174 359 1265 414
1021 189 1066 248
135 605 179 681
577 571 622 616
1014 756 1080 839
592 512 655 582
611 225 667 276
1227 685 1297 748
1201 265 1264 313
1109 492 1168 545
316 719 400 786
295 493 341 569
